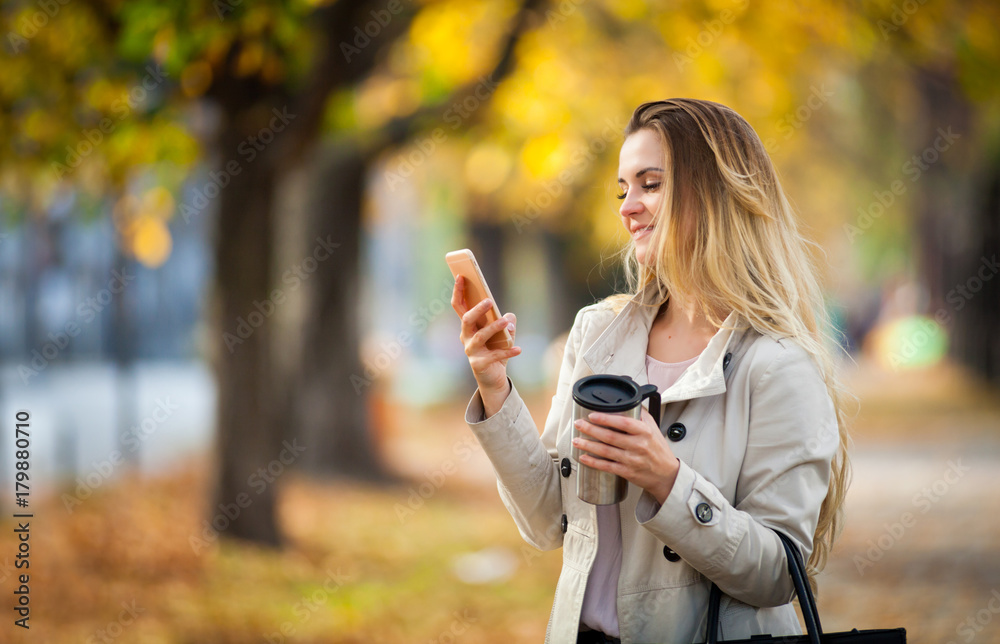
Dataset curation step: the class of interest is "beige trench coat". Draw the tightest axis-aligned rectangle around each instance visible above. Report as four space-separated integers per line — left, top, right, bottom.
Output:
464 281 839 643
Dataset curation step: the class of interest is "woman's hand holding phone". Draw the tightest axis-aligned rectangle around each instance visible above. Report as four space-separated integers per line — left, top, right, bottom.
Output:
451 274 521 414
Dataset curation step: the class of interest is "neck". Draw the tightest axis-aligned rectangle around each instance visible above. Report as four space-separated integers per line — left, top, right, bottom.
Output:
658 296 718 333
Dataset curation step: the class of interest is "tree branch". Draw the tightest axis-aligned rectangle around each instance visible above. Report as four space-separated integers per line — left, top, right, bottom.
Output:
366 0 547 157
280 0 421 165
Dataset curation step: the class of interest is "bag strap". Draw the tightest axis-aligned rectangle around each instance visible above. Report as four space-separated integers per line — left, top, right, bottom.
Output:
704 529 824 644
779 530 823 634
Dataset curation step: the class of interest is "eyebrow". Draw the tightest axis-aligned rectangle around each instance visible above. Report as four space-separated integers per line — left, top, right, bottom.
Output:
618 167 664 183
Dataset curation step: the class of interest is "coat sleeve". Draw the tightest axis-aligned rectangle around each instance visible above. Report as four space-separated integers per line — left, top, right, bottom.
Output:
463 306 589 551
633 339 840 607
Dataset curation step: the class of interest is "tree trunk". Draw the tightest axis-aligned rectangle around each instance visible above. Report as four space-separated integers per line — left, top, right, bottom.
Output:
209 128 283 546
202 0 540 542
908 67 999 383
292 144 388 479
955 151 1000 384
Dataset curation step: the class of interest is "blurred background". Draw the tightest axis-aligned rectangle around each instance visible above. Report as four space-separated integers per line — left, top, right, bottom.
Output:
0 0 999 642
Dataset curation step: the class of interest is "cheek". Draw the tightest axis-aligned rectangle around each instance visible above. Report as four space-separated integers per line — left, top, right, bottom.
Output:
644 193 663 216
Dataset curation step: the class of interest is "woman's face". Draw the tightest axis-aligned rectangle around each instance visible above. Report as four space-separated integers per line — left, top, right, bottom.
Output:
617 128 665 266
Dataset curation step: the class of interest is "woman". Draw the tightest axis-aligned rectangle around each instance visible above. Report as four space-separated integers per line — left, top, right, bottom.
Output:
451 98 852 644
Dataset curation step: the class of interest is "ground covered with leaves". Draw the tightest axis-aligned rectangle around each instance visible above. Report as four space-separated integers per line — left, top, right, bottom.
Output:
3 360 999 643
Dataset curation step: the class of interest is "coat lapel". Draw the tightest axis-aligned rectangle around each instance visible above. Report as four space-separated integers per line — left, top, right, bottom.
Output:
581 281 748 407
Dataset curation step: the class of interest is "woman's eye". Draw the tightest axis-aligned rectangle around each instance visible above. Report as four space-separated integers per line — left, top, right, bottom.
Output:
617 182 660 200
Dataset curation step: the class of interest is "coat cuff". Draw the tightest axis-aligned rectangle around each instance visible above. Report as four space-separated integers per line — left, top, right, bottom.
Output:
464 376 552 494
635 459 746 571
464 375 518 430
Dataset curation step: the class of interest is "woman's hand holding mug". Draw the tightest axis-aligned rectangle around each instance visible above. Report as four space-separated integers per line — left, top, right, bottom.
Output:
451 274 521 416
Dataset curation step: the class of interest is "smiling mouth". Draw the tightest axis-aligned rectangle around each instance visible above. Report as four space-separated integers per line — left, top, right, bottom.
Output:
633 226 654 238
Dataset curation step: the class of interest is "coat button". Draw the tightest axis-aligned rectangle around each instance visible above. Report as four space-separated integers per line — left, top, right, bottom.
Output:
723 352 732 370
666 422 686 441
695 503 713 523
663 546 681 562
561 514 568 534
560 457 571 477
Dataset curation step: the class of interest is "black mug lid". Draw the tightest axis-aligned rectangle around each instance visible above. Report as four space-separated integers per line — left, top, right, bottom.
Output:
572 374 642 412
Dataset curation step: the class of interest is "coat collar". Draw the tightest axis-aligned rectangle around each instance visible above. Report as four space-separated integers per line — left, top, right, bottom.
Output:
581 281 749 405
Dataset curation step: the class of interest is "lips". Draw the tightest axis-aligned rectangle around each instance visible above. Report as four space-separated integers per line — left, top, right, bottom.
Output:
632 225 654 239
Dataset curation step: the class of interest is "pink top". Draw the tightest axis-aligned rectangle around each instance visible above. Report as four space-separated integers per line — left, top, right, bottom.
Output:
579 352 699 636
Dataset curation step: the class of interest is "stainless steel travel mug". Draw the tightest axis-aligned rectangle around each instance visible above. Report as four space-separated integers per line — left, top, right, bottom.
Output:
571 374 661 505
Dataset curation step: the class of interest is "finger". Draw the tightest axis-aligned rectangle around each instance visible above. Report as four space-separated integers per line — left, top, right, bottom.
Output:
460 297 495 338
474 315 515 347
575 419 612 440
578 452 625 476
575 420 631 451
469 343 522 365
504 313 516 341
573 436 618 461
584 412 641 435
492 344 522 360
451 275 466 315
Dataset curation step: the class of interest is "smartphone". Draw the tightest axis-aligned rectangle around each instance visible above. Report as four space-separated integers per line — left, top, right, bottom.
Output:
446 248 513 351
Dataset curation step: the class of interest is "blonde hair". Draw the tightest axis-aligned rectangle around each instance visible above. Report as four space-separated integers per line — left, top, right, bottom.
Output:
605 98 854 594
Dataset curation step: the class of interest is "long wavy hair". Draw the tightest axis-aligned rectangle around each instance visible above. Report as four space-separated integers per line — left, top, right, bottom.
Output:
604 98 854 594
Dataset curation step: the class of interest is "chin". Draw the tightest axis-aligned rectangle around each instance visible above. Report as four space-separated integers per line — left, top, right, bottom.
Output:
634 244 648 265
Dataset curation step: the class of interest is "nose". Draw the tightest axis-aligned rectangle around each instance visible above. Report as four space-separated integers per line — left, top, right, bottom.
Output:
619 188 643 218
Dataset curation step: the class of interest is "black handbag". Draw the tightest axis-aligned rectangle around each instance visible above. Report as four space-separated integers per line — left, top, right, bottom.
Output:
700 529 907 643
